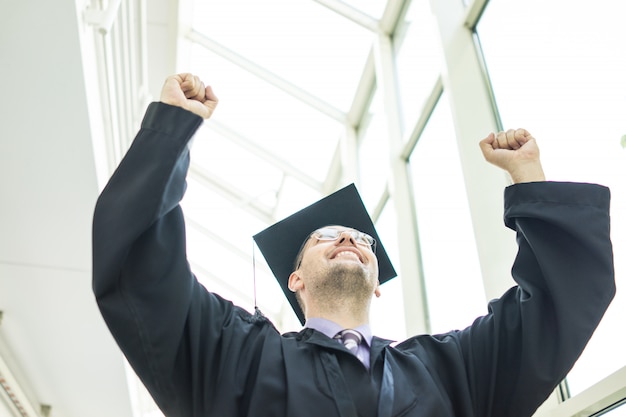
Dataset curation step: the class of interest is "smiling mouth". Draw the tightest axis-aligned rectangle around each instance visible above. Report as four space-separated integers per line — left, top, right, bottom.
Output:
333 251 362 262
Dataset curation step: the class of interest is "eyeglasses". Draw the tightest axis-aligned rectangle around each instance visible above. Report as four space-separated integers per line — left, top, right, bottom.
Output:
311 227 376 251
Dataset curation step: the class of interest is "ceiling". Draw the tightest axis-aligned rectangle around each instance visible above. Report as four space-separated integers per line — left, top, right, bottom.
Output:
0 0 411 416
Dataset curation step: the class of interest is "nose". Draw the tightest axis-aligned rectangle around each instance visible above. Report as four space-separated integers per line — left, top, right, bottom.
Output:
336 230 356 246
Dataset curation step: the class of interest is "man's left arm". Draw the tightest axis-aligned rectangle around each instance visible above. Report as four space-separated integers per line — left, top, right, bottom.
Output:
461 129 616 417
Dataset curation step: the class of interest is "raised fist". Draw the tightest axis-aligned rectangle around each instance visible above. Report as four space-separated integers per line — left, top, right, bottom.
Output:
160 73 218 119
479 129 545 184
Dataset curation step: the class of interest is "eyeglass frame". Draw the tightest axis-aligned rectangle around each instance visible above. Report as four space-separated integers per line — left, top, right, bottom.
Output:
293 226 377 270
311 227 376 249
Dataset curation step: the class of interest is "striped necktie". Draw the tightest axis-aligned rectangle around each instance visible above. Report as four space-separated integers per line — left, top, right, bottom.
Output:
334 329 362 354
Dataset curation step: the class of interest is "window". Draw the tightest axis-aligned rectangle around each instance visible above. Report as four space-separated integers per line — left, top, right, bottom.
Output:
477 0 626 395
409 93 486 334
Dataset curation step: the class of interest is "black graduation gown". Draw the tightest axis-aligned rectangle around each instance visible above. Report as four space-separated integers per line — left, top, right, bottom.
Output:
92 102 615 417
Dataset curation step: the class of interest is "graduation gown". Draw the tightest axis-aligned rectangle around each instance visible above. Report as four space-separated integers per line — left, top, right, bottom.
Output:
92 102 615 417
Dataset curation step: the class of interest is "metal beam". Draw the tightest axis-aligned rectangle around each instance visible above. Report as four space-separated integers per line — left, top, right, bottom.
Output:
463 0 490 30
379 0 411 36
430 0 515 301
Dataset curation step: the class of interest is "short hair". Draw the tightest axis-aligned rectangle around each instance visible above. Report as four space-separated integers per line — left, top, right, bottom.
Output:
292 235 313 315
292 233 313 272
294 289 305 316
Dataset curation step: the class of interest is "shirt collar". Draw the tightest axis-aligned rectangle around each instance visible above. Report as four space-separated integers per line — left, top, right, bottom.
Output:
304 317 373 347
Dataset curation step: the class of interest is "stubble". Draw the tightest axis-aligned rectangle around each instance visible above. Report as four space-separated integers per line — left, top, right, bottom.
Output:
312 262 375 311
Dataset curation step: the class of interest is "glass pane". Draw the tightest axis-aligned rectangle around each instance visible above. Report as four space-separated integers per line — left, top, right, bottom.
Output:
185 42 343 185
273 175 322 222
190 0 374 111
370 198 407 341
191 127 284 204
409 93 486 334
477 0 626 395
394 0 442 136
182 178 286 319
358 88 390 209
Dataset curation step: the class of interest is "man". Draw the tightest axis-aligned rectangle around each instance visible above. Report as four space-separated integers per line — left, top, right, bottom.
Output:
93 73 615 417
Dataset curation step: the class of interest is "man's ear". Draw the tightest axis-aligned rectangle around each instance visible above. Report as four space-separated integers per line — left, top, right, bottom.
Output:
374 281 381 298
288 272 304 292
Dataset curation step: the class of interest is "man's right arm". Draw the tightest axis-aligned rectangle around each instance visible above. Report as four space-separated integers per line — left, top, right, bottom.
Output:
92 75 221 415
92 101 204 413
92 74 216 299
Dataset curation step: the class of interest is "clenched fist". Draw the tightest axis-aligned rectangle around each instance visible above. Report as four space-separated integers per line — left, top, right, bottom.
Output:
160 73 218 119
479 129 546 184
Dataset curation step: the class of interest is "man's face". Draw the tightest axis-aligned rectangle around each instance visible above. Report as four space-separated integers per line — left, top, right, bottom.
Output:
294 225 380 297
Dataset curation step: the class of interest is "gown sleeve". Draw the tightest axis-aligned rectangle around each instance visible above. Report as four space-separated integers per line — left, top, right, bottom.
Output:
92 102 265 416
460 181 615 417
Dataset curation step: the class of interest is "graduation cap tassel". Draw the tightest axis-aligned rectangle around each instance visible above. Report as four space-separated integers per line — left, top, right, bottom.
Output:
252 239 258 310
250 240 266 324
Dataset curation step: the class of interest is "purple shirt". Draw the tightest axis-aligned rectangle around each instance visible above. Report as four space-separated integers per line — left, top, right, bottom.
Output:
305 317 372 370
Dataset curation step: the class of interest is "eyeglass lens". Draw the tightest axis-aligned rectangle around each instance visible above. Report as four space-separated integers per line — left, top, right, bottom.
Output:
315 228 374 246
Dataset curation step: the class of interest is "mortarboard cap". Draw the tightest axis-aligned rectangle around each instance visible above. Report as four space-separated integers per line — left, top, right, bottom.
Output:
253 183 397 325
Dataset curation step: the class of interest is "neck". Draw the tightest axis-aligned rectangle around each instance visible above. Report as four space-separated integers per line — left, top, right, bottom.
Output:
306 297 371 329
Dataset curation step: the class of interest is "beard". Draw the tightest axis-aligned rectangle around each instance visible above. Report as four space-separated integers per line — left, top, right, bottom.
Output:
311 262 375 308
